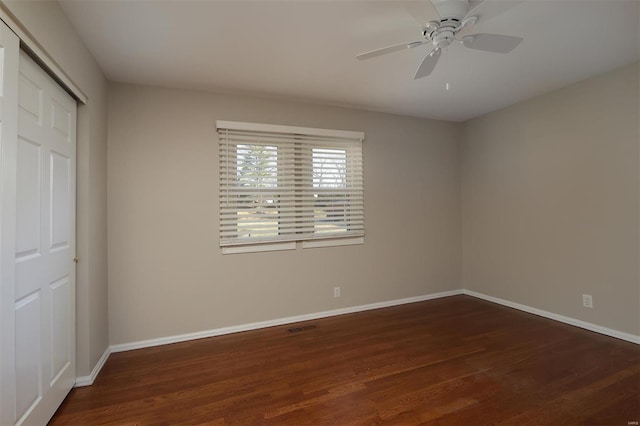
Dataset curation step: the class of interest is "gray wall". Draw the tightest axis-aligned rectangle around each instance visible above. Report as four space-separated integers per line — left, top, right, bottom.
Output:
3 0 109 375
461 62 639 335
107 83 462 345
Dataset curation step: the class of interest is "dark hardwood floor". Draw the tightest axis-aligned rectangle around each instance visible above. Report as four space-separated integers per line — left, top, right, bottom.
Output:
50 295 640 425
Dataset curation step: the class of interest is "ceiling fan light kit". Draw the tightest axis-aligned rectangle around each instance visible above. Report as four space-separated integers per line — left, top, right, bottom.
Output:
356 0 523 80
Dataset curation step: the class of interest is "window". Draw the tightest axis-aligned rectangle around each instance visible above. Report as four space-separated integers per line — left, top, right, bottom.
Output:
217 121 364 252
312 148 349 235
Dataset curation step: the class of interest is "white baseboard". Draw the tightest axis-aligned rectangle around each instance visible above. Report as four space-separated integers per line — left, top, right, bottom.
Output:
463 289 640 344
110 289 464 353
77 288 638 387
74 346 111 387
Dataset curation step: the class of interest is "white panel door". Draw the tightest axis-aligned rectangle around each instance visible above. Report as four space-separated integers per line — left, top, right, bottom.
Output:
1 43 77 424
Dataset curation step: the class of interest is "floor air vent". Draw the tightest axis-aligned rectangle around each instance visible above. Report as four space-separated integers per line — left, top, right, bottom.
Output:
288 325 316 334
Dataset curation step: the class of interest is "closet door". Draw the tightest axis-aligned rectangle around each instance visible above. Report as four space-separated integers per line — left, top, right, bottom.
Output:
1 22 77 425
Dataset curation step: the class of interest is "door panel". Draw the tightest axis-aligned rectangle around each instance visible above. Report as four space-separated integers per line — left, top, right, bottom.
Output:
15 137 42 261
1 21 77 425
50 276 71 382
14 291 42 420
5 47 76 425
50 151 70 250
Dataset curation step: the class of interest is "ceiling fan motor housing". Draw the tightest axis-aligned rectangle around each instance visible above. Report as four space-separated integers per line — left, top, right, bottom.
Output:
424 0 473 46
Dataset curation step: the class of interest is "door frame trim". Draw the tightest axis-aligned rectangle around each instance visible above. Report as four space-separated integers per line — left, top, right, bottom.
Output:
0 20 20 426
0 2 87 104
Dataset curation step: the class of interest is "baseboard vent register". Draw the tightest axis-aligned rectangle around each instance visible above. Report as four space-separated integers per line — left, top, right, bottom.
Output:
288 325 317 334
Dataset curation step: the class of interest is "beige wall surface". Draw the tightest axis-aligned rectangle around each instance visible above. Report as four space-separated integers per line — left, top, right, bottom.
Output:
2 1 109 375
107 83 461 345
7 0 635 358
461 63 640 335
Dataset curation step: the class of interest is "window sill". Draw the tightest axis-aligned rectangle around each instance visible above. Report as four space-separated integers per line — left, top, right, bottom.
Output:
302 236 364 249
221 242 296 255
221 236 364 254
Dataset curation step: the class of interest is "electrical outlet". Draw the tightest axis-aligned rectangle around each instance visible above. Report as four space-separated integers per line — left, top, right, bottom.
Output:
582 294 593 308
333 287 341 298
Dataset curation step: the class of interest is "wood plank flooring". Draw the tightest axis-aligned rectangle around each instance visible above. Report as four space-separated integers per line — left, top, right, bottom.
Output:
50 295 640 425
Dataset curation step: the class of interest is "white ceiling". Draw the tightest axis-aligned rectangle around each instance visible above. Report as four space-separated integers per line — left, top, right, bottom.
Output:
59 0 639 122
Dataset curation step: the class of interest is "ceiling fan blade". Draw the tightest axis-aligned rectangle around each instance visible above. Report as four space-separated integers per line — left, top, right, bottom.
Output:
462 33 523 53
356 40 428 60
465 0 523 21
414 48 441 79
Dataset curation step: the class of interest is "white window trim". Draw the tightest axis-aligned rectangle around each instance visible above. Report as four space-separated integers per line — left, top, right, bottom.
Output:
216 120 364 141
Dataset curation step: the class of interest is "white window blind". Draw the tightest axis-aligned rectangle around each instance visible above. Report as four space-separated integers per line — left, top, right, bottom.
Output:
217 121 364 248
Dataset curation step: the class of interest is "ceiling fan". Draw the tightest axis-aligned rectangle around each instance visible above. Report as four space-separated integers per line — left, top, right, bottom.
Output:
356 0 523 80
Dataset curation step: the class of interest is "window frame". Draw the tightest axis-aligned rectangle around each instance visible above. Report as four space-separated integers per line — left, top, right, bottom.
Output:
217 121 364 254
